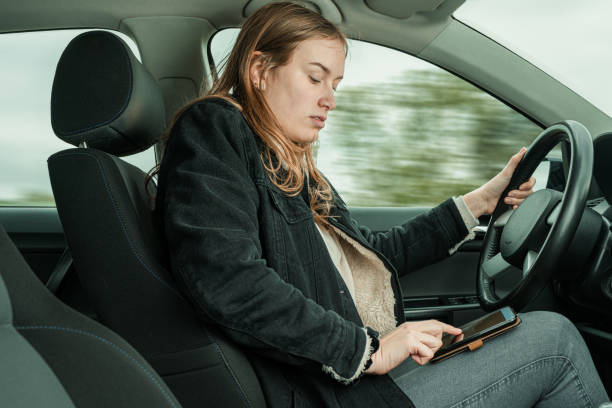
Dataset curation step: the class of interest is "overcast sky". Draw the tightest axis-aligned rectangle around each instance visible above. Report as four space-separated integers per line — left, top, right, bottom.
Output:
455 0 612 115
0 30 150 201
1 0 611 202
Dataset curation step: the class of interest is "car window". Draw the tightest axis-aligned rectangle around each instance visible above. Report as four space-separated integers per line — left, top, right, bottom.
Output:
210 29 546 207
0 29 155 207
455 0 612 118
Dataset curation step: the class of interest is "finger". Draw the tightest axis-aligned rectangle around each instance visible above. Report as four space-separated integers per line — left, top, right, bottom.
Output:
402 320 442 337
414 340 434 357
440 322 462 335
415 332 442 350
519 177 536 190
405 320 460 340
411 342 434 365
507 189 533 199
509 147 527 164
508 195 535 208
502 147 527 175
504 197 517 206
505 195 533 206
421 320 450 337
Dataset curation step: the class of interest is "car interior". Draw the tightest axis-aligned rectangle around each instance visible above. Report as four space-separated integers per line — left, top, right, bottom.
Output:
1 0 611 406
0 225 181 408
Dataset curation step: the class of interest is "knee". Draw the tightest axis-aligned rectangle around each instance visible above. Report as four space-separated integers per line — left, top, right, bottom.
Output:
521 310 583 352
522 310 574 332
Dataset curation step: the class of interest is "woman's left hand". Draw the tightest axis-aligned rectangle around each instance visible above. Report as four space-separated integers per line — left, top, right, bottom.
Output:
464 147 536 218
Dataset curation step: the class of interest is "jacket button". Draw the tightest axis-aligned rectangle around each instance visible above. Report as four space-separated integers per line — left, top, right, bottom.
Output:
339 290 345 294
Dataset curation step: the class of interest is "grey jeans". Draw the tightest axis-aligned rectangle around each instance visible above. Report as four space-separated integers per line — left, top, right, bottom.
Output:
391 311 609 408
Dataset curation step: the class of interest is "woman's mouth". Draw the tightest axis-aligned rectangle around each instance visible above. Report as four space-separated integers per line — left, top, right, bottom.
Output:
310 115 326 129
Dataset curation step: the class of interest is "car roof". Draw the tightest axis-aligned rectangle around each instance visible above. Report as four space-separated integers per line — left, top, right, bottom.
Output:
0 0 458 52
0 0 246 33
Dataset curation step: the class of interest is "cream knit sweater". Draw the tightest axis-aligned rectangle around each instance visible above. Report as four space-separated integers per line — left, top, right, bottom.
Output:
315 196 478 337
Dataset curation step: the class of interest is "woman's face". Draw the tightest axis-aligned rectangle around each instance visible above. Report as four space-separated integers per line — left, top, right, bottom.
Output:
255 37 345 144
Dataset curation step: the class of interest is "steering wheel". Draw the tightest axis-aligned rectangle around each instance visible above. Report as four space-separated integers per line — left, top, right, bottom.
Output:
477 121 593 311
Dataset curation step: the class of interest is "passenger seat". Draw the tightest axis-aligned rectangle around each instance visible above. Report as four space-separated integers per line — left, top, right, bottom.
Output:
0 224 182 407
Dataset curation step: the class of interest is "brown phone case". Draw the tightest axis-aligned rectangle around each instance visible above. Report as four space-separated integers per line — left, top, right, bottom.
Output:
431 315 522 363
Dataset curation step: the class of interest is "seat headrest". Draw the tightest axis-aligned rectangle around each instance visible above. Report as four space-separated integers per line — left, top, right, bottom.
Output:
51 31 165 156
0 269 12 326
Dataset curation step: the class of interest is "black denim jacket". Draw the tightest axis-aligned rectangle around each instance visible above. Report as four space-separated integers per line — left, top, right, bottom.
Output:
156 98 469 408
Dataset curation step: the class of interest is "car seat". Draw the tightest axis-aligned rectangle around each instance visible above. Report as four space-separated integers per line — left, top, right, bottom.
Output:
0 223 181 407
47 30 266 408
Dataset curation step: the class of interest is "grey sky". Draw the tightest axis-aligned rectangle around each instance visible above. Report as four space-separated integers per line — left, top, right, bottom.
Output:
455 0 612 116
0 30 151 202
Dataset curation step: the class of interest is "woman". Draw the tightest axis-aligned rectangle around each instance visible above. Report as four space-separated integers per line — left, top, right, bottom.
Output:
153 2 608 407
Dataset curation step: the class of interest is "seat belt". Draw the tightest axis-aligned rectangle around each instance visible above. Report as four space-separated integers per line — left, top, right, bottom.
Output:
46 247 73 294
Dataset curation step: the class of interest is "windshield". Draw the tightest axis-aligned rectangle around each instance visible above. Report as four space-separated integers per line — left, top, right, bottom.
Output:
454 0 612 118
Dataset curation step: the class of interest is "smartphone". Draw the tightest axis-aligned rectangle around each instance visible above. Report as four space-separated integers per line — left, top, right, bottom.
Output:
431 306 519 362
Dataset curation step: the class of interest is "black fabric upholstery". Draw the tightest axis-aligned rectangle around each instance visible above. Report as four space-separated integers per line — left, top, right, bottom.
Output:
48 31 266 408
51 31 165 156
0 225 181 408
48 148 266 408
0 325 76 407
0 265 10 325
0 269 76 408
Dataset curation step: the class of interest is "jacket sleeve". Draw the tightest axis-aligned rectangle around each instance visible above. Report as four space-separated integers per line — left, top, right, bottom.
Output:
350 199 470 277
159 99 370 382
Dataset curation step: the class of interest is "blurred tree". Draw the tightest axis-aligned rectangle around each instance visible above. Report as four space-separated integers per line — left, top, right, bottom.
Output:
317 69 541 207
0 191 55 206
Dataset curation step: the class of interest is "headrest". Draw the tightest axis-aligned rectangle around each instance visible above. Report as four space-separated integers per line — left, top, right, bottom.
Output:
51 31 165 156
0 264 12 326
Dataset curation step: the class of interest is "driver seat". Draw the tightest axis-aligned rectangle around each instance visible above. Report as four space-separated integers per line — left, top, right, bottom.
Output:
47 30 266 408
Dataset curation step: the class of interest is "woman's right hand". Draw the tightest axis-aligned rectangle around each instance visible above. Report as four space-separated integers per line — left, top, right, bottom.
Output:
364 320 462 375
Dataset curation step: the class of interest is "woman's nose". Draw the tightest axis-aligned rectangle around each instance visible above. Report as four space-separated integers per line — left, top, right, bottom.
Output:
320 91 336 111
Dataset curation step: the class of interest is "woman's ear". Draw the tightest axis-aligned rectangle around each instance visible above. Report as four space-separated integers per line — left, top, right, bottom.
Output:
249 51 267 90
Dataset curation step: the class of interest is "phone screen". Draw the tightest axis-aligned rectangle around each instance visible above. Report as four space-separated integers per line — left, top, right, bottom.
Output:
437 307 516 354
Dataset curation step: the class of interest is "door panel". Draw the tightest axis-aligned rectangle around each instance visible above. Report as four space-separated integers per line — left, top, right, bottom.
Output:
0 207 93 316
0 207 65 283
350 206 487 325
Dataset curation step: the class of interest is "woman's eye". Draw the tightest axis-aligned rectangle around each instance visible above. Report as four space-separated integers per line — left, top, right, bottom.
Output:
309 75 321 84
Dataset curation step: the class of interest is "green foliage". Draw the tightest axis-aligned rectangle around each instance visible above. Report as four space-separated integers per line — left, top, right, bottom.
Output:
0 191 55 207
317 69 541 206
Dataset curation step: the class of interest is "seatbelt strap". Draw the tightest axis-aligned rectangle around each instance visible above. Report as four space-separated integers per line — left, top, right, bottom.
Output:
46 247 73 293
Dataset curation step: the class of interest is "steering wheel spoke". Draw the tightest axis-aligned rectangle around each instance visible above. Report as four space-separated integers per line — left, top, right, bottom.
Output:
522 250 539 278
493 209 514 228
546 201 561 225
481 253 514 281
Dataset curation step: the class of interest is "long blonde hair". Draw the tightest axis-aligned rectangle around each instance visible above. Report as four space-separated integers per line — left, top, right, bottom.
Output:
148 2 346 223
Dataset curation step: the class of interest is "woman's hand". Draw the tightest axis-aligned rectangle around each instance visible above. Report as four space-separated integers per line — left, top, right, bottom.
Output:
364 320 462 375
464 147 536 218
